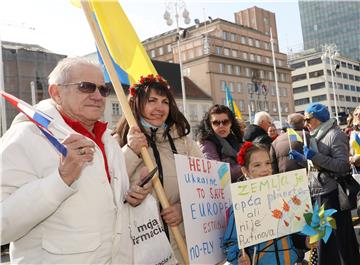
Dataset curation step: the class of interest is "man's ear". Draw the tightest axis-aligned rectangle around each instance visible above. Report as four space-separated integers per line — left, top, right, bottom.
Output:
48 84 62 104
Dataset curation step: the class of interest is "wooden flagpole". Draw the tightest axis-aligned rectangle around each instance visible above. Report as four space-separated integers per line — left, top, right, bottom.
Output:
79 1 189 263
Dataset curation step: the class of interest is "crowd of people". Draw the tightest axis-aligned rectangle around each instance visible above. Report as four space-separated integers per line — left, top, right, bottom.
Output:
1 57 359 265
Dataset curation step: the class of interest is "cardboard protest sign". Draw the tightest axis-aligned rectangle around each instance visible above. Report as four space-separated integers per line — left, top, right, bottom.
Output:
175 154 232 264
230 168 312 249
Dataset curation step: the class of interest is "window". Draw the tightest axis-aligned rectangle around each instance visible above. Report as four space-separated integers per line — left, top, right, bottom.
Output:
271 86 276 96
158 47 164 55
307 57 322 66
250 54 255 61
309 70 324 78
292 74 307 82
339 95 345 101
220 80 226 91
260 70 264 79
240 36 246 44
346 96 351 102
310 82 325 90
265 57 271 64
349 74 354 80
290 61 305 69
222 31 228 40
112 103 120 116
243 52 248 60
352 97 357 102
341 61 347 68
236 83 242 93
293 85 308 94
312 95 327 102
219 63 224 73
264 42 270 50
167 44 172 53
281 87 288 97
229 81 234 92
272 102 277 112
294 98 310 106
245 68 251 77
230 33 236 42
235 66 241 75
150 50 156 58
248 38 253 46
342 73 348 79
256 55 261 63
216 46 222 55
255 40 260 48
231 49 237 57
239 100 245 111
224 48 230 56
227 65 233 74
351 85 356 91
268 71 274 80
344 84 349 90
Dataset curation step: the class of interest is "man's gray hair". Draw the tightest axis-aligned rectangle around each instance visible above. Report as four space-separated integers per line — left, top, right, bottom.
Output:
48 57 102 85
254 111 272 125
287 113 304 130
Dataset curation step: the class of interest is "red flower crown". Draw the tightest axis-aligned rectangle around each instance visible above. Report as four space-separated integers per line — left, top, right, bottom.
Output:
237 141 253 166
129 74 170 97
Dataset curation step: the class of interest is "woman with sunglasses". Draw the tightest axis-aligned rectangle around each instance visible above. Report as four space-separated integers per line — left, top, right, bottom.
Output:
349 106 360 171
196 105 244 183
113 74 203 264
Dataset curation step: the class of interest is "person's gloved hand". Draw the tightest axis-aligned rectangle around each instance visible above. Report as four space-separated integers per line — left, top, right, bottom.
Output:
304 146 316 160
288 150 305 161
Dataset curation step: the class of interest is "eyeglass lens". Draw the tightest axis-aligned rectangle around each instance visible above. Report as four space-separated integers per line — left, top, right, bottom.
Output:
78 82 110 97
212 119 230 126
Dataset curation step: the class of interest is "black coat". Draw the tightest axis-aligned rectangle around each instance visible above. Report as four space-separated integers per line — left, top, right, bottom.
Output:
243 124 272 148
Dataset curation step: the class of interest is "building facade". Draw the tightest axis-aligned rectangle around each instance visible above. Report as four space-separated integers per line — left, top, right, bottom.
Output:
299 0 360 61
289 49 360 119
143 6 294 122
1 41 66 132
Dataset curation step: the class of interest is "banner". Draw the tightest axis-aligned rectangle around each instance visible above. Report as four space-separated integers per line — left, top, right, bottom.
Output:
230 168 312 249
175 154 232 264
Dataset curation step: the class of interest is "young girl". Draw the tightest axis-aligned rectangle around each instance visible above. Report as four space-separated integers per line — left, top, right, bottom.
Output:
223 142 307 265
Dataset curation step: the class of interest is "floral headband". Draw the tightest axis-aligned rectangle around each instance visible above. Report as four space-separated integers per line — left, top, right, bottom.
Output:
237 141 253 166
129 74 170 97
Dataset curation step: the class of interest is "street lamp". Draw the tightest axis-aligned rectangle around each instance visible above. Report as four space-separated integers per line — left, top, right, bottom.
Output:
163 0 190 117
321 43 340 124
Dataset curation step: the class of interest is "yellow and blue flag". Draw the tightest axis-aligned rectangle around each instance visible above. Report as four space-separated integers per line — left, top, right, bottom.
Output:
287 128 303 142
225 83 243 120
81 0 158 85
352 133 360 155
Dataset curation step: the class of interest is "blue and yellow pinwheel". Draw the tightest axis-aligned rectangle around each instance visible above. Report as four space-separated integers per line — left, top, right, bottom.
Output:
301 201 337 244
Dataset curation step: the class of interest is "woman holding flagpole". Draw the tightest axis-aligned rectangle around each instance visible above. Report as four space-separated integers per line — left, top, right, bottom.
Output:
113 74 203 264
196 104 244 183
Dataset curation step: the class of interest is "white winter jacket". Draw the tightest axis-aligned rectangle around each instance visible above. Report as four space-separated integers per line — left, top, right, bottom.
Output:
0 99 132 264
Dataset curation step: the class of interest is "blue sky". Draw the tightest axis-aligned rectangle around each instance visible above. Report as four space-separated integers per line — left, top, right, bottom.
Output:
0 0 303 56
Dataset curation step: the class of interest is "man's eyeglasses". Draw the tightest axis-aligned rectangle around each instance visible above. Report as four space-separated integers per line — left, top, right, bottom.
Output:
304 118 313 123
211 119 231 127
59 82 111 97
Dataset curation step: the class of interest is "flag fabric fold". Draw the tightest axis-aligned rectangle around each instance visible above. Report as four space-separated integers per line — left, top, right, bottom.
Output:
287 128 303 143
225 83 243 120
90 0 157 85
1 91 67 156
352 133 360 155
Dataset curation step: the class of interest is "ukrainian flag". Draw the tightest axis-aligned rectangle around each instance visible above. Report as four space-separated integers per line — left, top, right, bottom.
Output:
225 83 243 120
83 0 158 85
287 128 303 142
352 133 360 155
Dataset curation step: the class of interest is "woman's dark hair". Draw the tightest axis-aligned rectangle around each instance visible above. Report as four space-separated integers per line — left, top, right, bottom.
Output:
113 82 190 147
241 143 270 169
196 104 243 143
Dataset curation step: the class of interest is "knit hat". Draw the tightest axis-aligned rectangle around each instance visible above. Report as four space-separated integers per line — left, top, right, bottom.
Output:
304 103 330 122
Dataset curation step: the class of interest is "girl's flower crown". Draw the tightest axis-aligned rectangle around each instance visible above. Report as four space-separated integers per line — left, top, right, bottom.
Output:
129 74 170 97
237 141 253 166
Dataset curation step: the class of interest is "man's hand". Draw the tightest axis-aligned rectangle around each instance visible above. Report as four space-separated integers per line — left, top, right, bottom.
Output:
125 167 152 206
59 134 95 186
238 252 251 265
127 125 148 155
161 203 183 227
288 150 305 161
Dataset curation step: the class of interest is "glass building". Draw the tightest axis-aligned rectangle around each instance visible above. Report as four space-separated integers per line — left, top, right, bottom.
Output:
299 0 360 61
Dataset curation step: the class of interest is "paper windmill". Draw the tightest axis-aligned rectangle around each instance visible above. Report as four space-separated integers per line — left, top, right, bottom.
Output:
301 201 337 244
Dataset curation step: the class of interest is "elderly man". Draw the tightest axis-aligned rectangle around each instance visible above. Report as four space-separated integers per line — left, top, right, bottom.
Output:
0 58 151 264
270 113 309 174
297 103 360 265
243 111 273 147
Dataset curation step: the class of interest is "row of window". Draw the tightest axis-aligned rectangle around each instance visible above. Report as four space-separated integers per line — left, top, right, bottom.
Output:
293 82 360 94
295 95 360 106
220 80 289 97
292 70 360 82
149 44 172 58
215 46 284 67
222 98 289 113
218 63 288 82
290 58 360 71
221 31 278 52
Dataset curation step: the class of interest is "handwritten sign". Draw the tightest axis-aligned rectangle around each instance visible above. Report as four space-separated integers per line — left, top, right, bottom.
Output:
230 168 312 249
175 154 232 264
